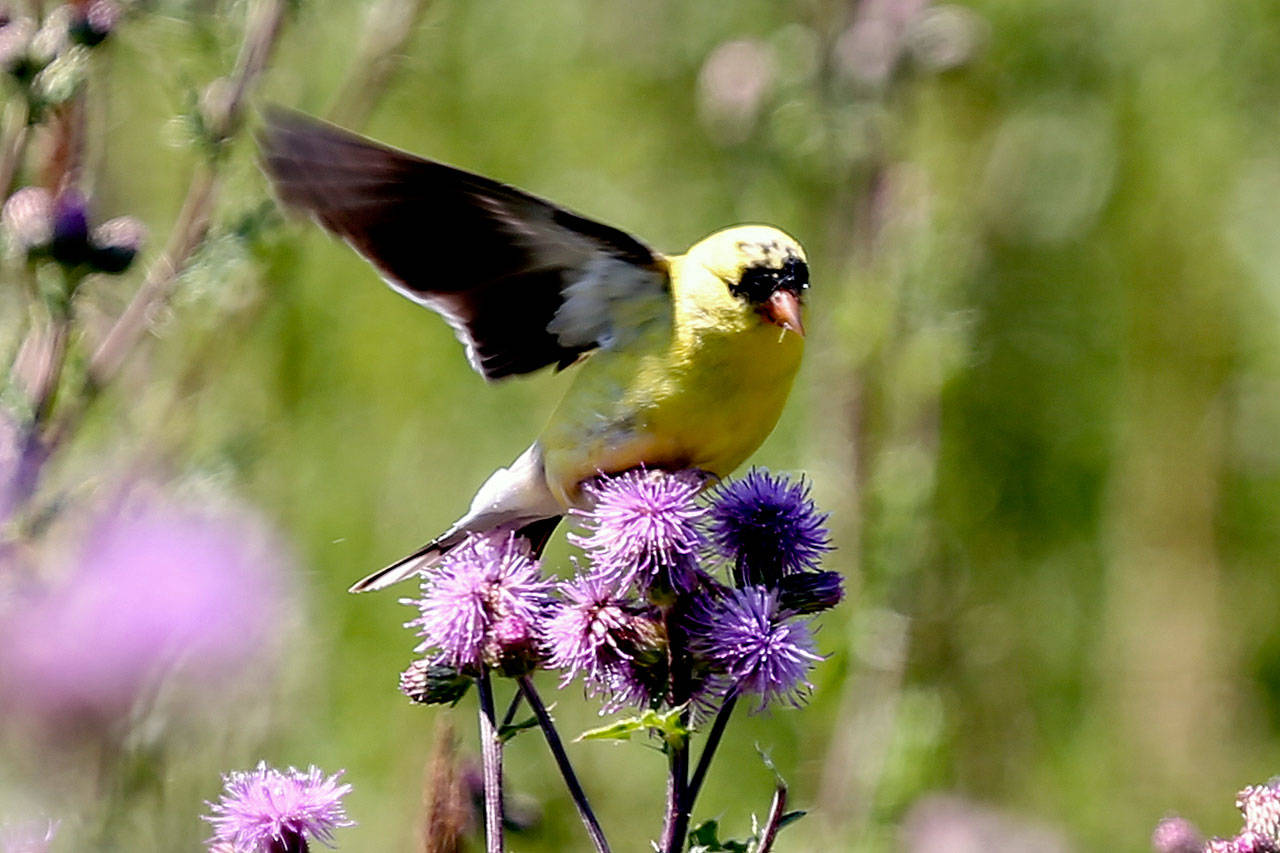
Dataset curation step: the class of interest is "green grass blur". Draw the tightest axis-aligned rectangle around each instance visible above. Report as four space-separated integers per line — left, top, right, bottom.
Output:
14 0 1280 849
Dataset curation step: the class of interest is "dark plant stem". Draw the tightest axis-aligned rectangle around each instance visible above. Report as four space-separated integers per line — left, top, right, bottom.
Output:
685 691 738 815
499 688 524 729
660 734 690 853
474 670 504 853
658 595 693 853
756 779 788 853
517 675 611 853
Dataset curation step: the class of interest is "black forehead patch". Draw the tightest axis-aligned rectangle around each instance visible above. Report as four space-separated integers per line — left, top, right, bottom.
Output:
732 256 809 304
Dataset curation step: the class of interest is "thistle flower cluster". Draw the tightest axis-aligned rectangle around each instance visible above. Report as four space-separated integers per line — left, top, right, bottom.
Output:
400 467 841 716
2 185 144 274
0 3 121 113
1155 780 1280 853
204 761 354 853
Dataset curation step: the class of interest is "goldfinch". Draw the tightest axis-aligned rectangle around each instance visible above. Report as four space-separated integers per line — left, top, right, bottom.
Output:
260 110 809 592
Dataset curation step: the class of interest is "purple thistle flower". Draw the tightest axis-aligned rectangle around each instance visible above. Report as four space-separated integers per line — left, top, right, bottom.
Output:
89 215 145 274
69 0 120 46
542 572 663 711
0 496 286 721
204 762 353 852
707 468 831 588
686 586 821 711
1152 816 1203 853
1205 833 1275 853
403 533 553 674
1239 783 1280 844
570 469 707 594
48 189 90 266
1 186 52 253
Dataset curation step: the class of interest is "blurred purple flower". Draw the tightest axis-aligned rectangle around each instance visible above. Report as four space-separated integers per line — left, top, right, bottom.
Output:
1152 816 1203 853
204 762 353 852
0 819 58 853
1 187 52 254
707 468 830 587
570 469 706 594
48 189 90 266
0 496 284 720
69 0 120 46
542 572 660 711
1239 783 1280 844
89 215 145 274
686 586 821 711
403 532 553 673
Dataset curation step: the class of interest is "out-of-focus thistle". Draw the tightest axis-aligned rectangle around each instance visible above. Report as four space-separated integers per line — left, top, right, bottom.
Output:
395 467 840 853
204 762 354 853
1156 779 1280 853
68 0 120 47
1 185 144 274
0 495 287 723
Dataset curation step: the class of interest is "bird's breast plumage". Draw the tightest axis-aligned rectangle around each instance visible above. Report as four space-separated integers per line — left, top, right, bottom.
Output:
539 254 804 506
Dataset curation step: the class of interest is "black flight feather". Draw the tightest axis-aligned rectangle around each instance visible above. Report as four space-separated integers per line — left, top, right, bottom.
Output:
259 107 664 380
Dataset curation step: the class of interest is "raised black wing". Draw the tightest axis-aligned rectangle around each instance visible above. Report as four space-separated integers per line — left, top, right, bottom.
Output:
260 108 669 379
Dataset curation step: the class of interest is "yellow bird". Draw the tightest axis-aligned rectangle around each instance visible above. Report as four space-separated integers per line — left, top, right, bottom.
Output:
260 110 809 592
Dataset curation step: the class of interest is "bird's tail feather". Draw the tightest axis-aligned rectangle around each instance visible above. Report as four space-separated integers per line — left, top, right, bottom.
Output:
348 516 563 593
348 443 564 593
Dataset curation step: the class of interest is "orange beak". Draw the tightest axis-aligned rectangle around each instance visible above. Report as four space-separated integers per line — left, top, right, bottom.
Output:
764 290 805 337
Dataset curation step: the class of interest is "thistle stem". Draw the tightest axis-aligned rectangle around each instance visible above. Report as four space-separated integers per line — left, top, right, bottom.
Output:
685 691 738 815
756 778 789 853
516 675 611 853
499 688 524 730
474 670 504 853
659 732 690 853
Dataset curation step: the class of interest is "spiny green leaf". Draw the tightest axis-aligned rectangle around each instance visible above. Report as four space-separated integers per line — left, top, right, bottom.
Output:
574 708 691 745
687 819 749 853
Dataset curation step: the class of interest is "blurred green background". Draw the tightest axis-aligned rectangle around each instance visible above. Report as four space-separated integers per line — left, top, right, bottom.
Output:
8 0 1280 849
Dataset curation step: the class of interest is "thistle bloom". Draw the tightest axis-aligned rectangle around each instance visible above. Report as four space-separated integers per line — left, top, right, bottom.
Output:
204 762 353 852
707 469 830 587
1204 832 1272 853
0 497 284 720
1151 816 1203 853
687 586 821 711
403 533 553 673
1 186 52 254
542 572 661 710
570 469 707 594
1239 783 1280 843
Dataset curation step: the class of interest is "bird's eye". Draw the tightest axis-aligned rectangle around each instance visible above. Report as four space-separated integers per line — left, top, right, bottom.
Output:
780 258 809 292
731 258 808 304
733 265 778 304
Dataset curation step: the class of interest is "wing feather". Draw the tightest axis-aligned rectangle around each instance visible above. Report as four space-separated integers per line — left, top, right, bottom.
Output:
260 108 669 379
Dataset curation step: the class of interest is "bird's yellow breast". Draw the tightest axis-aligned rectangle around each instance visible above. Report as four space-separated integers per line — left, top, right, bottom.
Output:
539 253 804 506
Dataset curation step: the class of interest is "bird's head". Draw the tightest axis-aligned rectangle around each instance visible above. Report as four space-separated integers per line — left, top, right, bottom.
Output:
685 225 809 337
